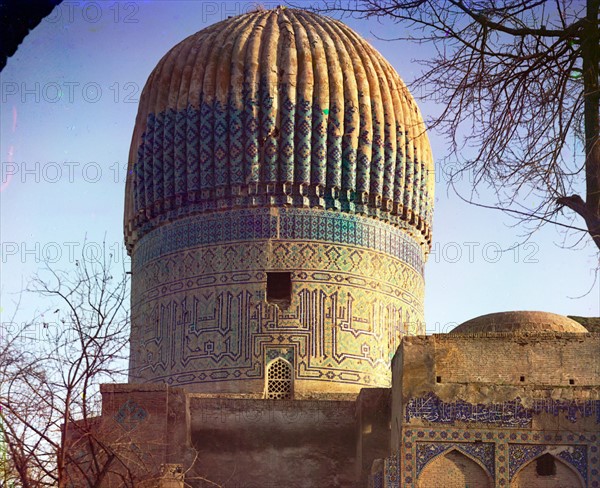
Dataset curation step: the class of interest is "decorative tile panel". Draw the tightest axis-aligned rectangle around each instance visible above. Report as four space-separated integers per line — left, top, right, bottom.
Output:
114 399 148 432
129 210 425 391
558 445 588 483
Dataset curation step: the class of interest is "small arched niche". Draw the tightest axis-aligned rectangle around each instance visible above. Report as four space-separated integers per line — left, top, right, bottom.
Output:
512 453 584 488
418 449 491 488
265 358 293 400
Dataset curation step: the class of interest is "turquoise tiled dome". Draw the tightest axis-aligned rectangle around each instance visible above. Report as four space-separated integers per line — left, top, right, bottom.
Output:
124 7 434 250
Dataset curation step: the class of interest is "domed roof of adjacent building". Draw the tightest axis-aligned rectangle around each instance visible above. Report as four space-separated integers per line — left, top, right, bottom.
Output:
124 7 434 250
451 311 589 334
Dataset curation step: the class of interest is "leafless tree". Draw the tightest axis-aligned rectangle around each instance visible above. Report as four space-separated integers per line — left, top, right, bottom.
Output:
0 245 135 487
321 0 599 250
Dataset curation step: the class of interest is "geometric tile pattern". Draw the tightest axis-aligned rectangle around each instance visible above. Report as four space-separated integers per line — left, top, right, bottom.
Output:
507 444 550 479
460 442 496 477
129 210 425 391
124 9 434 250
415 442 447 474
558 445 588 483
372 471 383 488
507 443 588 483
114 399 148 432
265 347 294 365
130 95 432 247
406 392 600 427
384 452 400 487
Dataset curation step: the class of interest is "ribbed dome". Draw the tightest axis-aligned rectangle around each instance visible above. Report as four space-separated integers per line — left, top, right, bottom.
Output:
451 311 589 334
124 7 434 250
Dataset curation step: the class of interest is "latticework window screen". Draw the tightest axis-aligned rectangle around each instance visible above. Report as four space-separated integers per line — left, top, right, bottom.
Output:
266 359 293 399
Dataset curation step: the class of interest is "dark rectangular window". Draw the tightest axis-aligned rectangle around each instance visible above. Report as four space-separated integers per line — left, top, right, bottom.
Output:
267 272 292 303
536 454 556 476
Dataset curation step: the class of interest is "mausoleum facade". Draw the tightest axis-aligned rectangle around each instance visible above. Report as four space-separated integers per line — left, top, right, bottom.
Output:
66 7 599 488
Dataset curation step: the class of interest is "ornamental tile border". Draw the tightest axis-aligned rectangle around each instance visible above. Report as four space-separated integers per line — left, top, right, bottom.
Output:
133 207 425 274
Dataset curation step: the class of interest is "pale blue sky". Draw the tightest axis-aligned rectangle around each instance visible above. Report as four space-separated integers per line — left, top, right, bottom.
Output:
1 0 598 334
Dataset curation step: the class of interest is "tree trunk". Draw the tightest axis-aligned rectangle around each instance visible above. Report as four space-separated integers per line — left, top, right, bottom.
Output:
583 0 600 250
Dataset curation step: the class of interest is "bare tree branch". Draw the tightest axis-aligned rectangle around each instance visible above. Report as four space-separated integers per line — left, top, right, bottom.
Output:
317 0 600 251
0 246 133 487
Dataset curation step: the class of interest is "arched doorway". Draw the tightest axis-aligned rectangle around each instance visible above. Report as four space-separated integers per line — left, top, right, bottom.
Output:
512 453 584 488
418 449 491 488
265 358 293 399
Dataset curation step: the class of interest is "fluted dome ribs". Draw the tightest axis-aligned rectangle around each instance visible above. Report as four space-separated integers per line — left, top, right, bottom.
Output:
124 8 434 250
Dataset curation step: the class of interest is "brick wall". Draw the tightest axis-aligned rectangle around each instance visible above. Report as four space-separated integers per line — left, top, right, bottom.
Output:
355 389 391 484
98 384 190 484
187 396 358 487
431 333 599 387
395 333 600 401
417 450 490 488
